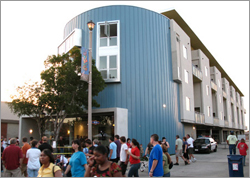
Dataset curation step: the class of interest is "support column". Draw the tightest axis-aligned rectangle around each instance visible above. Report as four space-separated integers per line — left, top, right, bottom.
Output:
219 129 223 143
210 128 213 137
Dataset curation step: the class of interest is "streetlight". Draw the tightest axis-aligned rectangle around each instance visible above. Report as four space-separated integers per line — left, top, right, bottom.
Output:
87 20 95 140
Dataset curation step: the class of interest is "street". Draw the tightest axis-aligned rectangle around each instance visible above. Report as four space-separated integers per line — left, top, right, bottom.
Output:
137 142 249 177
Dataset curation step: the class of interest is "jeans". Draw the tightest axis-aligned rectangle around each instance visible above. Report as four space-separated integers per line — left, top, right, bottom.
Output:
163 172 171 177
128 163 141 177
229 144 236 155
242 155 246 166
27 168 39 177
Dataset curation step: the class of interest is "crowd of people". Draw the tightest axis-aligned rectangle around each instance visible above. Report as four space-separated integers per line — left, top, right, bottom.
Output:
1 132 248 177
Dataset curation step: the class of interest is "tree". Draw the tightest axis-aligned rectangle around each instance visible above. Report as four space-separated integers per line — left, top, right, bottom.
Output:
40 46 106 142
8 82 49 140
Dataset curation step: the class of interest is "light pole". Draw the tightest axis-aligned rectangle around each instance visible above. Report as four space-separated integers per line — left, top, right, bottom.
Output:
87 20 95 140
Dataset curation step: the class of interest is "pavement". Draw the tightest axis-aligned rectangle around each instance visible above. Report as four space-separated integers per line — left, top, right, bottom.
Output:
137 142 249 177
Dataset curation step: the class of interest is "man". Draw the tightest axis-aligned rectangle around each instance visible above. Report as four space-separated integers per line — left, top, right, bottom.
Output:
119 136 129 177
186 134 196 162
21 137 31 177
38 136 53 152
109 137 117 162
148 134 163 177
85 139 95 157
174 135 188 165
114 135 121 163
57 136 64 153
144 142 153 157
227 131 238 155
2 138 23 177
93 139 99 147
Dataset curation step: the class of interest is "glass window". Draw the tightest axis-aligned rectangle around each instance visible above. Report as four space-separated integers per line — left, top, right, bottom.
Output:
100 25 107 37
110 37 117 46
109 70 117 79
109 56 117 68
100 71 107 79
183 45 188 59
100 38 108 47
186 97 190 111
185 70 189 83
100 56 107 69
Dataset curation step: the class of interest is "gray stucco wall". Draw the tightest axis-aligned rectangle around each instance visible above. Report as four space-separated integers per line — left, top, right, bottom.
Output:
21 118 40 141
6 123 19 139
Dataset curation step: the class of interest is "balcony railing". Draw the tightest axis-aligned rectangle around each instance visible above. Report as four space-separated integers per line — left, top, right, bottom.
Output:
195 112 205 124
223 90 227 98
213 117 219 125
192 65 203 81
224 120 229 127
211 81 217 92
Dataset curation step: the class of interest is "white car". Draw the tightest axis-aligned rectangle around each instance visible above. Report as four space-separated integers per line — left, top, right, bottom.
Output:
193 137 217 153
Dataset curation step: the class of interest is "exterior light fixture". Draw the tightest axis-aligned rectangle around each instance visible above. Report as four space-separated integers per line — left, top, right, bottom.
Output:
29 129 33 134
113 124 115 127
193 126 196 130
67 130 70 134
163 104 167 108
87 20 95 31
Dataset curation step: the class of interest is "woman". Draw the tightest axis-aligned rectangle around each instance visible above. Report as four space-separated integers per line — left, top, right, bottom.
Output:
37 149 62 177
64 139 87 177
127 138 132 148
127 139 141 177
161 144 171 177
162 137 170 150
182 137 190 164
26 140 41 177
85 145 122 177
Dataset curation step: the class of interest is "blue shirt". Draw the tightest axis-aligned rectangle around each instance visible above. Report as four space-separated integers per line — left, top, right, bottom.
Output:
69 151 87 177
109 142 117 159
148 144 164 176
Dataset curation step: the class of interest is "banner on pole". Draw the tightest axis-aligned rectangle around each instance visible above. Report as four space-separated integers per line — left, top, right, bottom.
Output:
81 47 89 82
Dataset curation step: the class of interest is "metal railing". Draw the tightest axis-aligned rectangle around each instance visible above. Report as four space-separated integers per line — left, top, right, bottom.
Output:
213 117 219 125
222 90 227 98
224 120 229 127
195 112 205 124
211 81 217 91
192 65 203 81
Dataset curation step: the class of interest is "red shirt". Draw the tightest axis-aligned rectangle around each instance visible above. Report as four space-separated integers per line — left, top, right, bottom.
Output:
22 143 31 164
129 147 140 165
237 142 248 156
2 144 23 170
127 143 132 148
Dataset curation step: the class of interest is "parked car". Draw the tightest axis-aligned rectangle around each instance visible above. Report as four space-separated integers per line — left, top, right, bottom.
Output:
193 137 217 153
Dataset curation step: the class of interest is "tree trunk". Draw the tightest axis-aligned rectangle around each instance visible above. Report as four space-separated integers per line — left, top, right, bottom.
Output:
36 118 42 141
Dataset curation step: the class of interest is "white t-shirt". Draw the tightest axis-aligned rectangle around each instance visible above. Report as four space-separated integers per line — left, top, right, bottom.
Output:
187 137 194 148
120 143 128 162
26 148 41 170
2 141 8 149
60 156 68 167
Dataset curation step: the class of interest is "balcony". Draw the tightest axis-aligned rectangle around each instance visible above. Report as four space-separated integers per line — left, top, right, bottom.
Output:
195 112 205 124
223 90 227 98
244 126 248 130
192 65 202 82
232 122 235 128
224 120 229 127
211 81 217 92
231 97 234 103
213 117 219 126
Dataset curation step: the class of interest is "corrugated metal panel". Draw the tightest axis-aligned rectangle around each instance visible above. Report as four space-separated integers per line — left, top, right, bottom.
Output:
63 5 184 154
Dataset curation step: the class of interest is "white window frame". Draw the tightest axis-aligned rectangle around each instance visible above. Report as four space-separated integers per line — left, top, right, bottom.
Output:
184 70 189 83
96 20 120 82
183 45 188 59
186 97 190 111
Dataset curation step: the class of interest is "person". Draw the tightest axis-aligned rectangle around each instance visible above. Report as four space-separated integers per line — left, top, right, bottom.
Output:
38 136 53 152
64 140 87 177
144 142 153 157
174 135 188 165
83 141 89 159
29 137 34 146
2 138 8 149
37 149 62 177
114 135 121 163
21 137 31 177
148 134 163 177
85 139 95 157
57 136 64 153
127 139 141 177
16 137 20 146
237 138 248 166
182 137 190 164
56 155 68 171
140 144 144 157
227 131 238 155
2 138 23 177
186 134 196 162
26 140 41 177
93 139 99 147
127 138 132 148
161 137 170 150
109 137 118 162
161 144 171 177
119 136 129 177
84 145 122 177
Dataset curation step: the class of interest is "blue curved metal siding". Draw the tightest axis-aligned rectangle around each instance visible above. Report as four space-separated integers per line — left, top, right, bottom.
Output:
63 5 184 154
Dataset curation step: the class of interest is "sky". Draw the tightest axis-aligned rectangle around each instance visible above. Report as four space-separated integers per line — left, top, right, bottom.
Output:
1 1 249 130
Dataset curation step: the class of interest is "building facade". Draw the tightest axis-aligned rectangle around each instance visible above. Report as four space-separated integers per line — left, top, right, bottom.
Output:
18 5 247 153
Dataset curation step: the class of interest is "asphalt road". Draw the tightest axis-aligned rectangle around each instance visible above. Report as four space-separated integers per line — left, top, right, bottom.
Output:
137 142 249 177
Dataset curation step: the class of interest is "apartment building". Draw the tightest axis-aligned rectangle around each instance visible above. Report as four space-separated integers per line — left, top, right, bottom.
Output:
163 9 246 143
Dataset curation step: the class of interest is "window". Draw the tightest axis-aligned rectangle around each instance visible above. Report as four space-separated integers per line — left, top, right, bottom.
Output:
205 66 208 76
185 70 189 83
206 85 209 96
183 45 188 59
208 106 211 117
96 20 120 82
186 97 190 111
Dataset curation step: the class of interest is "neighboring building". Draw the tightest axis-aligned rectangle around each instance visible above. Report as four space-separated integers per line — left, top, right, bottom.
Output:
18 5 247 153
1 102 19 139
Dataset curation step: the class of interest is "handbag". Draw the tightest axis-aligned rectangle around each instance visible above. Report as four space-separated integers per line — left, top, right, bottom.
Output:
169 161 173 169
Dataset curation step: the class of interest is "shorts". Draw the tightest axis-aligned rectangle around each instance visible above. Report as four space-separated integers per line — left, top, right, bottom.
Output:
175 149 182 157
120 162 128 175
188 148 194 154
183 152 189 160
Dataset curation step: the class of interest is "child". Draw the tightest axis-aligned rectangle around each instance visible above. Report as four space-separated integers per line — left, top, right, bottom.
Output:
237 138 248 166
